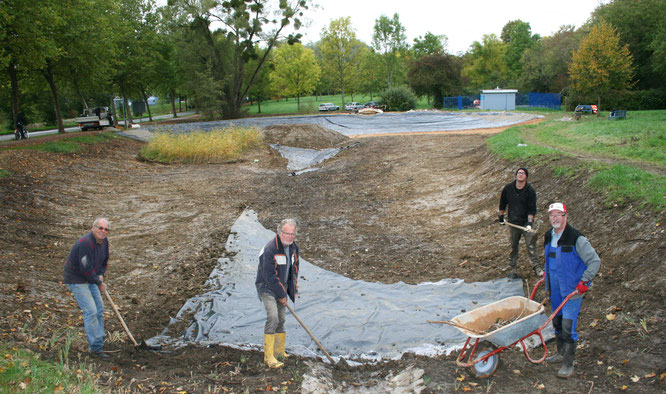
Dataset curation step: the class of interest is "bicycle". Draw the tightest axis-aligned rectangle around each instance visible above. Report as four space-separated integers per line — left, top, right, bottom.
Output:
14 123 29 140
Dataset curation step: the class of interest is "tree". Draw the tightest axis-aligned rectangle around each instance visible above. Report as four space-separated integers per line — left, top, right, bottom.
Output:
412 32 447 60
462 34 508 90
519 25 584 93
408 54 462 108
269 43 320 110
593 0 666 90
372 13 407 88
166 0 310 119
569 22 635 112
500 20 539 85
320 17 363 108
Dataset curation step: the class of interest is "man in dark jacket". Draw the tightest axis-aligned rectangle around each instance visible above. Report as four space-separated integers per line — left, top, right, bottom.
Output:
498 167 540 279
64 218 110 357
543 202 600 378
255 219 299 368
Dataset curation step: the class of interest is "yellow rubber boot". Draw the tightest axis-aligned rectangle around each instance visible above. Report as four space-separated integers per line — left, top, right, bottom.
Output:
263 334 284 368
274 332 289 359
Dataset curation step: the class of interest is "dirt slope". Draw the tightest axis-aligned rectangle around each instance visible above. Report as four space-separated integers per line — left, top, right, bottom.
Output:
0 125 664 393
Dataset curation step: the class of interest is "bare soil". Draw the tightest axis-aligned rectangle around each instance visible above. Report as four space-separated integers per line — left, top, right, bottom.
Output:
0 120 664 393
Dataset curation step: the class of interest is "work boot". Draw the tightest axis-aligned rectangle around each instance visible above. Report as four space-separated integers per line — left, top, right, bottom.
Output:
507 271 520 280
557 342 576 378
263 334 283 368
546 336 564 363
274 332 289 359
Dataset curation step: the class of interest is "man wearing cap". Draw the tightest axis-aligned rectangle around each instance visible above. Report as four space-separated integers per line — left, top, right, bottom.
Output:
543 202 601 378
498 167 541 279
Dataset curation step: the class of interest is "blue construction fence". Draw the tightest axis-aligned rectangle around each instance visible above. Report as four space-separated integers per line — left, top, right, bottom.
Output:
442 92 561 110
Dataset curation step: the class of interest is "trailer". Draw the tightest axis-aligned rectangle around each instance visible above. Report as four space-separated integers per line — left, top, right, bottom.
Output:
75 107 113 131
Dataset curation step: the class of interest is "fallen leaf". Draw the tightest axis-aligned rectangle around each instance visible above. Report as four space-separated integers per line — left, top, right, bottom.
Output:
468 382 478 387
631 375 640 383
620 385 628 390
536 383 545 390
597 360 604 365
513 369 521 375
644 372 655 378
589 318 599 328
462 387 472 392
456 374 465 382
606 313 616 321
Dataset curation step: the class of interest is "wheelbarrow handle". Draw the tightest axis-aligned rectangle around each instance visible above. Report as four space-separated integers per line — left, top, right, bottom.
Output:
529 278 545 300
540 289 579 330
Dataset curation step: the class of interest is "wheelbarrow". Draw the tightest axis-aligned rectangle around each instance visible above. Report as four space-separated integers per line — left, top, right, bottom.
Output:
452 279 579 378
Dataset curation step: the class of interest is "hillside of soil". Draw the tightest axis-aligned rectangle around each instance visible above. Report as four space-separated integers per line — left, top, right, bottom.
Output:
0 123 663 393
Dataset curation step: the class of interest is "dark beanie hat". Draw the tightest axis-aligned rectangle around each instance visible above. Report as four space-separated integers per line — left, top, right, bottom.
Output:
516 167 529 177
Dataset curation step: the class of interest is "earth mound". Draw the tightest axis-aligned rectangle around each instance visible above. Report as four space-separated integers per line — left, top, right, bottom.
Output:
262 124 349 149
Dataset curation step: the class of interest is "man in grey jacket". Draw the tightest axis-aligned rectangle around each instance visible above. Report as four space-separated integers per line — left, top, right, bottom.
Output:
543 203 601 378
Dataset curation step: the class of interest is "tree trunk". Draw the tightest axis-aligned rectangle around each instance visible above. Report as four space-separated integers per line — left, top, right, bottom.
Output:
109 86 118 127
119 83 134 127
42 63 65 133
170 88 178 118
297 95 300 111
8 60 20 126
257 100 261 113
138 86 153 121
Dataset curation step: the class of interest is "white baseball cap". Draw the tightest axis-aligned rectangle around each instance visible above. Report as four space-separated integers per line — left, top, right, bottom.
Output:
548 202 567 213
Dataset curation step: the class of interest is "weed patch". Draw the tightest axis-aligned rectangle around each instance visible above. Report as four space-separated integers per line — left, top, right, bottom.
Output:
140 127 263 163
589 164 665 212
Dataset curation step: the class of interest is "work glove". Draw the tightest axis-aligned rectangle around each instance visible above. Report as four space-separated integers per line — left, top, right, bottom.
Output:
526 221 533 231
498 214 505 225
576 281 589 294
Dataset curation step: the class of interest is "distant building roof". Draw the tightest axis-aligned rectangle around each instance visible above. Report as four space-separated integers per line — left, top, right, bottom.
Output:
481 88 518 94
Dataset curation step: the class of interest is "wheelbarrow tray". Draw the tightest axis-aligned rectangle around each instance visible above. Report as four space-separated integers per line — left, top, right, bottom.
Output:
451 296 547 348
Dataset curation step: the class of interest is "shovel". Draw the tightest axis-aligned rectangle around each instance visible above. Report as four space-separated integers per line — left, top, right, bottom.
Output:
505 221 537 233
103 287 159 350
285 302 335 364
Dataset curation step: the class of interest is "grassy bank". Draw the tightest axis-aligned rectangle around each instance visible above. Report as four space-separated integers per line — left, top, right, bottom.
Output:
1 132 119 154
140 127 263 163
487 111 666 212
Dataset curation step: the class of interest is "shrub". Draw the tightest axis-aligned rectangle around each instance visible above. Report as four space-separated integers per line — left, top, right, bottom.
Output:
379 86 418 111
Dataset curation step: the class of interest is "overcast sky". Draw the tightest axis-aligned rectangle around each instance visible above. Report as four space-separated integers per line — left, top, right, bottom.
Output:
299 0 607 54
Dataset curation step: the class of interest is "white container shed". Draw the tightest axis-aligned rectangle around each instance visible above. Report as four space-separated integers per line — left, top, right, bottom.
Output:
480 88 518 111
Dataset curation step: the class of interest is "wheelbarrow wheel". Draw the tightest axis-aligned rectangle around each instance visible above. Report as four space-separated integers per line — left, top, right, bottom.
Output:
468 342 499 378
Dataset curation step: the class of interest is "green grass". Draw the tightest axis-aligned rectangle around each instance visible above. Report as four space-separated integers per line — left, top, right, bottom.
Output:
1 132 119 153
487 110 666 212
0 168 10 178
140 126 263 163
590 164 666 209
0 334 100 393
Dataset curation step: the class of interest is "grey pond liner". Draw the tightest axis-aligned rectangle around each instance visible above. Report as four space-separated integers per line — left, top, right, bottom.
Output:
144 112 541 137
147 209 528 362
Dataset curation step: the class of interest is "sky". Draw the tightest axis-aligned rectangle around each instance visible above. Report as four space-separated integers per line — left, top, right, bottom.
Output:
298 0 608 54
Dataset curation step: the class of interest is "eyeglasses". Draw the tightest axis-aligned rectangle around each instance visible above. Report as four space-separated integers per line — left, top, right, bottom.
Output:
280 230 296 237
96 226 110 232
548 213 566 218
516 171 526 175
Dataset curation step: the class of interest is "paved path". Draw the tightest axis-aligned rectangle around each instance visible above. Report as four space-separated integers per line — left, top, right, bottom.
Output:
0 111 195 141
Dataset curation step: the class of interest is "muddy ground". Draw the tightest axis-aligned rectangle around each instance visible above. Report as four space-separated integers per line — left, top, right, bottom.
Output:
0 117 664 393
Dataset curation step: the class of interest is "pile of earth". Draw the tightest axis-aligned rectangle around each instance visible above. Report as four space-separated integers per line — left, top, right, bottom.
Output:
262 124 350 149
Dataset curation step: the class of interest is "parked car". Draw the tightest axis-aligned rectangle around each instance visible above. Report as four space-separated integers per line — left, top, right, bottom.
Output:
364 101 378 108
344 102 364 111
318 103 340 111
574 104 598 114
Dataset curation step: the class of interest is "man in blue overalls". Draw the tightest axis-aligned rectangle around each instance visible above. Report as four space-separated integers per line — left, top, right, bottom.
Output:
543 203 600 378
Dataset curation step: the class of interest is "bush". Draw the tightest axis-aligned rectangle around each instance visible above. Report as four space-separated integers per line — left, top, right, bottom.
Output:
566 89 666 111
379 86 418 111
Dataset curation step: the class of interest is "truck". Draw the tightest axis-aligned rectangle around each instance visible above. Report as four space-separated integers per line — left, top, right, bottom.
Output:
75 107 113 131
